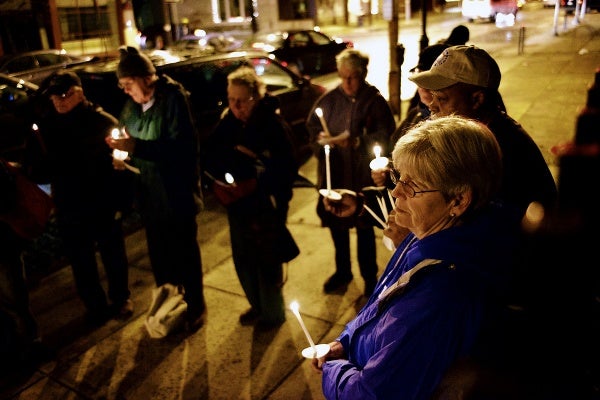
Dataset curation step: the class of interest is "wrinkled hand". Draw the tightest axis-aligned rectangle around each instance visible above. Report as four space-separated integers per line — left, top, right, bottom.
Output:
384 209 411 248
311 341 346 373
323 193 357 217
106 135 136 154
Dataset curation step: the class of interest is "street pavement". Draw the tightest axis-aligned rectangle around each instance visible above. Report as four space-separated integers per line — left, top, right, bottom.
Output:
1 7 599 400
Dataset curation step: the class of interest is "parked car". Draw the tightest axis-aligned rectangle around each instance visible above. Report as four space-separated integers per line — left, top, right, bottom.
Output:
0 73 41 162
172 31 244 57
461 0 519 21
248 29 353 77
69 50 326 166
0 49 93 85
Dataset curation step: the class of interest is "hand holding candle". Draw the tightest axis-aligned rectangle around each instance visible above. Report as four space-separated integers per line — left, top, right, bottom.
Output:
108 127 140 174
290 301 330 359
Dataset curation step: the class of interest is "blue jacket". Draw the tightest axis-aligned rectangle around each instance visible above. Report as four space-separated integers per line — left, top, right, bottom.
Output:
322 203 522 400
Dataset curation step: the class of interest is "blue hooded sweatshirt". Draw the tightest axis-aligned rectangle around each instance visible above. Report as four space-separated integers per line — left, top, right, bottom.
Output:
321 203 522 400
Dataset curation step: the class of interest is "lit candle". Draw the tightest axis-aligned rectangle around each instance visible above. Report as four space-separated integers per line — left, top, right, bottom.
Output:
369 144 389 170
110 127 140 174
374 145 382 159
314 107 331 137
290 301 317 356
224 172 235 186
110 128 129 161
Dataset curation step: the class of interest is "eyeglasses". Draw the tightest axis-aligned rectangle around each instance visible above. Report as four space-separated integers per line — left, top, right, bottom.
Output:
118 79 137 91
227 96 254 105
389 169 439 198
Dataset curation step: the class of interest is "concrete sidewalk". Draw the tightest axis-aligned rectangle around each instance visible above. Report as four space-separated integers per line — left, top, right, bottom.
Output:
1 10 599 400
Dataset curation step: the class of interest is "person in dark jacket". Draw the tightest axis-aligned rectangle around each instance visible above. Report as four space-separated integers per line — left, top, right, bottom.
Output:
389 43 449 149
29 71 132 325
106 47 206 331
313 116 523 400
439 24 470 46
203 66 298 328
0 159 54 374
409 45 557 213
306 49 396 296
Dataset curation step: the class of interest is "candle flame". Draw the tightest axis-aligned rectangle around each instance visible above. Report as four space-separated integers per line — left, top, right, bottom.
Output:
315 107 323 118
224 173 235 184
374 145 381 159
290 301 299 313
32 123 39 131
324 144 330 155
111 128 121 140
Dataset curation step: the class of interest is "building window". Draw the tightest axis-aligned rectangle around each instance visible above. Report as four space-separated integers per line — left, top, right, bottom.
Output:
58 5 112 40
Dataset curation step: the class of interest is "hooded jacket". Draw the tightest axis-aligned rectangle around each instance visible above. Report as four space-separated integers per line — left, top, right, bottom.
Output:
321 203 522 400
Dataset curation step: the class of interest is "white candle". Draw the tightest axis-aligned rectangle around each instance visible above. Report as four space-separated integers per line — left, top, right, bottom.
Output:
363 203 387 229
369 144 389 170
290 301 317 354
324 144 332 194
315 107 331 137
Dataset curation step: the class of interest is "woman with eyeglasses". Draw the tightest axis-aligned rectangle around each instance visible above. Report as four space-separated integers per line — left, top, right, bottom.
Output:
313 116 524 400
106 46 206 332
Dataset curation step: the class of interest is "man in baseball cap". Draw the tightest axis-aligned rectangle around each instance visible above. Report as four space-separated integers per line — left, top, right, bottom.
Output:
408 45 558 216
409 45 501 91
43 70 82 96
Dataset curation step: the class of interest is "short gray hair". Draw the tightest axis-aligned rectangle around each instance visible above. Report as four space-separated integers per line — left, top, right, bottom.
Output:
392 116 502 212
227 66 266 99
336 49 369 78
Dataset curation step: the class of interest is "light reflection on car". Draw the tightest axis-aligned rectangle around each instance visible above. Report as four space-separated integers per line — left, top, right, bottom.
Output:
249 28 353 77
0 49 93 85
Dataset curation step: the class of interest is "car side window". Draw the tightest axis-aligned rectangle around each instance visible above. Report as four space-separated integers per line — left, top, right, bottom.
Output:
3 56 37 73
252 57 294 92
290 32 310 48
36 53 66 67
308 31 331 46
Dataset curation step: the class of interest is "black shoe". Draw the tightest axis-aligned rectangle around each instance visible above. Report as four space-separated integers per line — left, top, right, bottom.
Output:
239 308 260 325
84 307 111 327
323 273 353 293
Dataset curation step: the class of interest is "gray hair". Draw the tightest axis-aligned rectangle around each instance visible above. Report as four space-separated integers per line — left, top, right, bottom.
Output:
227 66 266 99
392 116 502 211
336 49 369 79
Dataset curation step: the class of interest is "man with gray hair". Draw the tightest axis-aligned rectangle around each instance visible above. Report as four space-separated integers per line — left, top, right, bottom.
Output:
306 49 396 296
